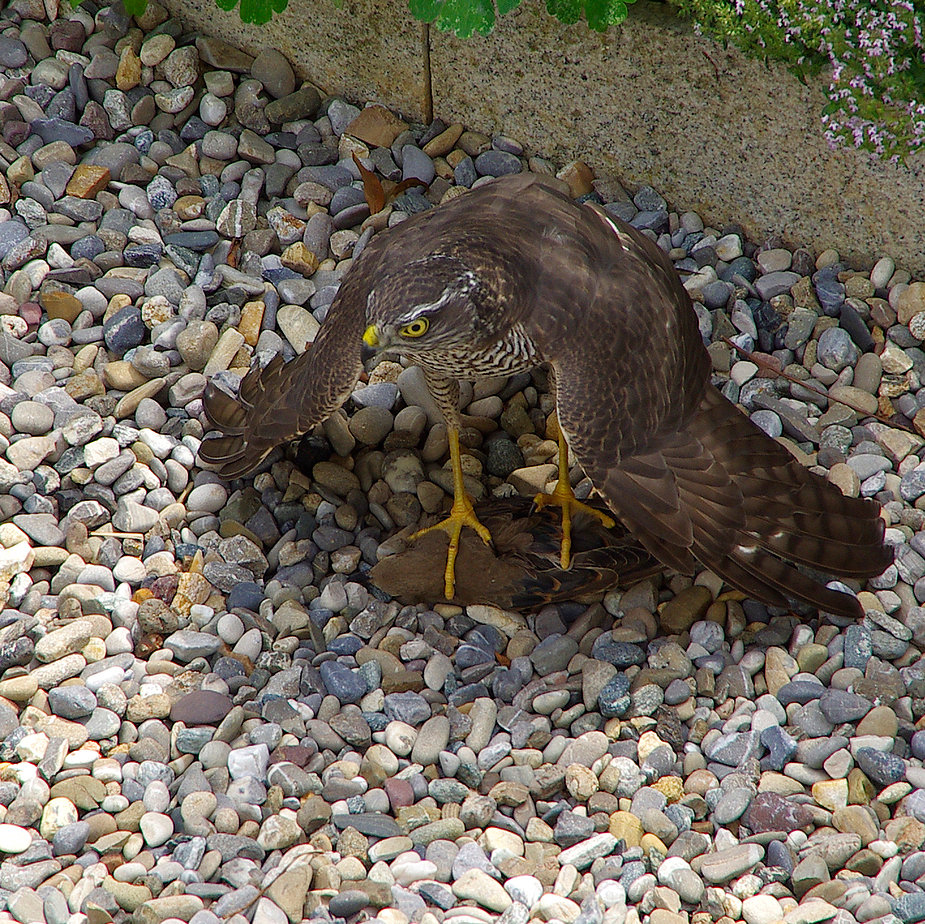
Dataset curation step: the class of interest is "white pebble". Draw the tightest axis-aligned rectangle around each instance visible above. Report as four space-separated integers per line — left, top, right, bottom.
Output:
383 721 417 757
186 482 228 513
730 360 758 385
143 780 170 813
40 798 78 839
228 743 269 780
391 857 437 886
17 733 48 763
0 824 32 854
870 839 899 858
139 812 173 847
742 894 783 924
218 613 245 645
234 627 263 661
505 875 543 907
165 458 189 493
105 627 134 655
85 666 126 692
598 884 627 913
113 557 147 584
200 92 228 125
870 255 895 289
84 437 120 468
138 428 178 459
113 861 148 882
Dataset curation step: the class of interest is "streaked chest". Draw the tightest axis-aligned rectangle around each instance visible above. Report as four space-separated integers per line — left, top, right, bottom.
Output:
415 323 541 379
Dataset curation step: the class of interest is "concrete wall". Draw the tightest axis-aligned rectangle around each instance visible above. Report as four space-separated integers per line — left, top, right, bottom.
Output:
164 0 925 273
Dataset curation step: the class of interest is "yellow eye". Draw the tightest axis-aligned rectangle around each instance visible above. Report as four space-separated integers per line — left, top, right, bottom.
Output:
399 318 429 338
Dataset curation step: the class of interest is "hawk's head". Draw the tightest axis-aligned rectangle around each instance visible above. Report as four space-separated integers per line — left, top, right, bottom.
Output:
362 254 485 355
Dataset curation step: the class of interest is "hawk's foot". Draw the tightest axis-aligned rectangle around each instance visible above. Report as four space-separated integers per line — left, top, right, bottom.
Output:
539 419 616 569
533 481 616 569
411 493 493 599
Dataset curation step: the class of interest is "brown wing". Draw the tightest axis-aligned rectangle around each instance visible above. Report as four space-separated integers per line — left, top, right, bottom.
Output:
518 190 890 618
557 374 889 618
198 200 465 477
198 270 367 478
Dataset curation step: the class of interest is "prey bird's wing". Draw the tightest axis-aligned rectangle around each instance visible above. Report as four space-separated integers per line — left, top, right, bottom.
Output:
369 495 661 610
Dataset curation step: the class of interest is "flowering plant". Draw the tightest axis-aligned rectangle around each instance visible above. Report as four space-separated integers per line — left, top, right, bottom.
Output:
670 0 925 161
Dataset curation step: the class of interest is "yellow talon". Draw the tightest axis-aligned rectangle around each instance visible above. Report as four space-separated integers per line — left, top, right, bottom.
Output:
410 427 492 599
534 424 615 568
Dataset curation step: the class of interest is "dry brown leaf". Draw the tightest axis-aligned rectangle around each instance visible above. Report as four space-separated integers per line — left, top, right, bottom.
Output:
353 152 430 214
353 152 386 214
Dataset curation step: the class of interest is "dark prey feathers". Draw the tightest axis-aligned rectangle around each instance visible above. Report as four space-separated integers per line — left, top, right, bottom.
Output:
369 495 662 611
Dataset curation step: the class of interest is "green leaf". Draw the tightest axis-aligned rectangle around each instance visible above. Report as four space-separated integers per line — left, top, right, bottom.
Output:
546 0 581 25
547 0 634 28
209 0 286 22
122 0 147 13
435 0 496 36
408 0 444 20
585 0 634 30
409 0 521 27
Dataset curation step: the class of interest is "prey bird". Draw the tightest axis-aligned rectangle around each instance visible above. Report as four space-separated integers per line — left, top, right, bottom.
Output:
200 173 891 617
368 494 662 610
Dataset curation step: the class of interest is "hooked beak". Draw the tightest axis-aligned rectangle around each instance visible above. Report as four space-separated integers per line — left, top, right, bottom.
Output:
362 324 379 361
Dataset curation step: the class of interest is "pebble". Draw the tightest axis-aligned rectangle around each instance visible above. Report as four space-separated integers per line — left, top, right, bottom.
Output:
700 845 765 883
0 824 32 854
454 869 513 912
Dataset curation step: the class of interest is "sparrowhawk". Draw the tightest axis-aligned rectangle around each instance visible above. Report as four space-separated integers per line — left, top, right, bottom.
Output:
200 173 891 618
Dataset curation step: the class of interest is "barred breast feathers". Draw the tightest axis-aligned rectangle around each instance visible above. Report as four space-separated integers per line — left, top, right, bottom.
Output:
416 322 540 380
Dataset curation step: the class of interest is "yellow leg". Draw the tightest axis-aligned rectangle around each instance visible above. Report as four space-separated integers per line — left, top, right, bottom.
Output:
533 425 616 568
410 427 492 599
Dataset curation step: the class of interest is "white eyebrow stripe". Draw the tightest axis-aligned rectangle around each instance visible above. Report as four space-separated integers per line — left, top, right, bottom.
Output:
396 271 479 325
396 288 456 325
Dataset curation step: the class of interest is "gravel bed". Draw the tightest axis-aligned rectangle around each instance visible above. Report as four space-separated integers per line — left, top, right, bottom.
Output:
1 4 925 924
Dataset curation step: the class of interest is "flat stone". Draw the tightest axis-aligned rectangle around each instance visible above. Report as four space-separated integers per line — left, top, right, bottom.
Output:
171 691 233 725
453 868 512 912
699 844 764 883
